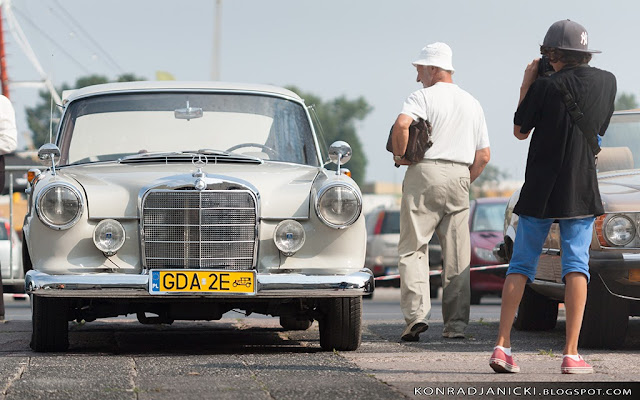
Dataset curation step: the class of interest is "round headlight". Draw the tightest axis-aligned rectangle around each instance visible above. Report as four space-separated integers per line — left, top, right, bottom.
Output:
316 184 362 229
604 215 636 246
36 183 83 230
274 220 305 256
93 219 126 256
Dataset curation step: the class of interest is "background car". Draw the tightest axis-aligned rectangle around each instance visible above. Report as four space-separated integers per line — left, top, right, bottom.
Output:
364 207 442 296
496 110 640 349
468 197 509 304
0 218 23 293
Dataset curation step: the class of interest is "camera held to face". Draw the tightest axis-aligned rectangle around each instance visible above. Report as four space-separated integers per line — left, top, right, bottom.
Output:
537 55 554 77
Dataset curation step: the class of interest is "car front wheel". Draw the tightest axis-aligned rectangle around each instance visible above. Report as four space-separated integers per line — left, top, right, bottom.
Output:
513 285 558 331
319 297 362 351
579 275 629 349
30 296 70 352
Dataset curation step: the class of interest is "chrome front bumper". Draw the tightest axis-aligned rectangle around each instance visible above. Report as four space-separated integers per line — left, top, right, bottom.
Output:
25 269 374 298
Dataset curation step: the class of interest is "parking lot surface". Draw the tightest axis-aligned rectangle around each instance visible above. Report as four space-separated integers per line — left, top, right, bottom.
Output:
1 289 638 399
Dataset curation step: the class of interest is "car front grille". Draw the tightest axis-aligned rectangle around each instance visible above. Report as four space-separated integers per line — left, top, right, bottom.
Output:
142 190 257 270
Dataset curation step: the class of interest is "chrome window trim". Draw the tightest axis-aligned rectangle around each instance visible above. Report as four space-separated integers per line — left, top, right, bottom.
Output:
56 88 323 168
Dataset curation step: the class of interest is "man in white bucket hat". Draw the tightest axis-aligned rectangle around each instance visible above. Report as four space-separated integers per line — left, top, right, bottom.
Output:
391 42 491 342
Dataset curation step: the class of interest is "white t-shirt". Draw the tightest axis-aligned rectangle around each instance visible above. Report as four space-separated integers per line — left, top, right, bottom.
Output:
400 82 489 165
0 95 17 155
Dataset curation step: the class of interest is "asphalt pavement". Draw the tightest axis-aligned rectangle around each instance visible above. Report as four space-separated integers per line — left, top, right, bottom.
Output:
0 289 638 399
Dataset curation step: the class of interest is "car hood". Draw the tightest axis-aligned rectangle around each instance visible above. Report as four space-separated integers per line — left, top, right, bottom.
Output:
598 170 640 212
60 162 320 219
470 231 503 249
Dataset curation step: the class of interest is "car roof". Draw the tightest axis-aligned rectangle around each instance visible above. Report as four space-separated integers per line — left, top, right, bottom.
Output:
62 81 304 104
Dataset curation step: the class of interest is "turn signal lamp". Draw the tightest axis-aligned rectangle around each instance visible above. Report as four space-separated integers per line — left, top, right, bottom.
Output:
27 169 41 184
595 215 606 246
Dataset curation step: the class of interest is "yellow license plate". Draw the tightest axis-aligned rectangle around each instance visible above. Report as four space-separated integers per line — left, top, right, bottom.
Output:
630 269 640 282
149 270 255 294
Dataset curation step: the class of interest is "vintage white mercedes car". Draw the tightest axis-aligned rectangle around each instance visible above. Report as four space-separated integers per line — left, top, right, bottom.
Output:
23 81 372 352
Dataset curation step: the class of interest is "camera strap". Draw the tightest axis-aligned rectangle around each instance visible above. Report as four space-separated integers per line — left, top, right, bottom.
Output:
553 79 601 156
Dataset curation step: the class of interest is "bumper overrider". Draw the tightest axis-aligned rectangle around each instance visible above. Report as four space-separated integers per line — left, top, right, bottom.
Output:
588 251 640 301
589 250 640 272
25 269 375 299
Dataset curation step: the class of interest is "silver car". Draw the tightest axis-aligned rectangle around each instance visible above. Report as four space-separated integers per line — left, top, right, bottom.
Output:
23 81 373 352
0 217 23 293
364 207 442 294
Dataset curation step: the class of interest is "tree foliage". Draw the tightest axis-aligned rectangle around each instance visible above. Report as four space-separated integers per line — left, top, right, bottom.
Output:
473 164 510 186
287 86 372 185
615 92 638 111
470 164 512 199
26 74 146 148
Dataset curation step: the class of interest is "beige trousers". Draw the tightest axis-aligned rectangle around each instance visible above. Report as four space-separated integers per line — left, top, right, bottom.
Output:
399 159 471 334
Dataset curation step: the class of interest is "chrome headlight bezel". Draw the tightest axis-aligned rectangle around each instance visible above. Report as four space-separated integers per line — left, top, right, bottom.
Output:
35 182 84 230
315 183 362 229
603 214 636 246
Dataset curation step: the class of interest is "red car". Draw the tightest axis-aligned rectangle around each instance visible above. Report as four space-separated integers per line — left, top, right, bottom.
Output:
468 197 509 304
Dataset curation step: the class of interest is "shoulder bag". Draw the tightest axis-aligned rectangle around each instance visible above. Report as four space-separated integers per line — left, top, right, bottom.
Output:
386 118 433 167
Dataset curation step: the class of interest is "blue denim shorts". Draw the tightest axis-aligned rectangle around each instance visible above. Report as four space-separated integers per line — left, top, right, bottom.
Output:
507 215 594 283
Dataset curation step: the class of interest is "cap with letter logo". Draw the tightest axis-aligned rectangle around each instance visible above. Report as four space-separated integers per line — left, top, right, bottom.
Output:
543 19 601 53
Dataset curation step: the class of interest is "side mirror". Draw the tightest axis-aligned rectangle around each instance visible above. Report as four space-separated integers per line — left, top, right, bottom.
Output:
38 143 61 175
328 141 352 176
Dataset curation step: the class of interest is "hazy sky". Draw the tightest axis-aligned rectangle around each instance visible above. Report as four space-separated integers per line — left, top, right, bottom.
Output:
4 0 639 184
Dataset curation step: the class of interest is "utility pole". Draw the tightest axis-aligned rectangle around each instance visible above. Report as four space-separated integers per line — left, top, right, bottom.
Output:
1 0 61 105
211 0 221 81
0 5 9 98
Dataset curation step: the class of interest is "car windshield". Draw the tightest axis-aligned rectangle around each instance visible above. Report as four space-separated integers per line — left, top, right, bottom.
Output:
599 112 640 173
471 202 507 232
57 92 320 166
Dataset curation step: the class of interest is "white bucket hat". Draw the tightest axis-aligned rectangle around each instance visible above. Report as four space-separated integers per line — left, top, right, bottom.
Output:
412 42 455 73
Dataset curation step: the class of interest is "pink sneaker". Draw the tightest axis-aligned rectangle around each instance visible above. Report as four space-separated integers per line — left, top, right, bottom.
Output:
489 347 520 373
561 355 593 374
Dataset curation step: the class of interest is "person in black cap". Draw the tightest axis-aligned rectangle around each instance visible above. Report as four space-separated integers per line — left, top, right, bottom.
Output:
489 20 616 374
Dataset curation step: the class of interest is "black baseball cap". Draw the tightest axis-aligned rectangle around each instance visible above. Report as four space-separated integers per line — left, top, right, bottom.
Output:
542 19 601 53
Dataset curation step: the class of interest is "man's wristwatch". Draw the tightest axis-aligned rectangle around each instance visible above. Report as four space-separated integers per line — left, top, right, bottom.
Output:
393 155 403 162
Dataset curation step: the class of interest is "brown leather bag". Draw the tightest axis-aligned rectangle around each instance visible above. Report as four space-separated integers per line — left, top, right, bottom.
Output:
386 118 433 165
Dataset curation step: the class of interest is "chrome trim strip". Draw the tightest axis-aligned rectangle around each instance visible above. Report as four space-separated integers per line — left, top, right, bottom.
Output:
260 216 309 221
25 269 374 297
89 217 140 221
